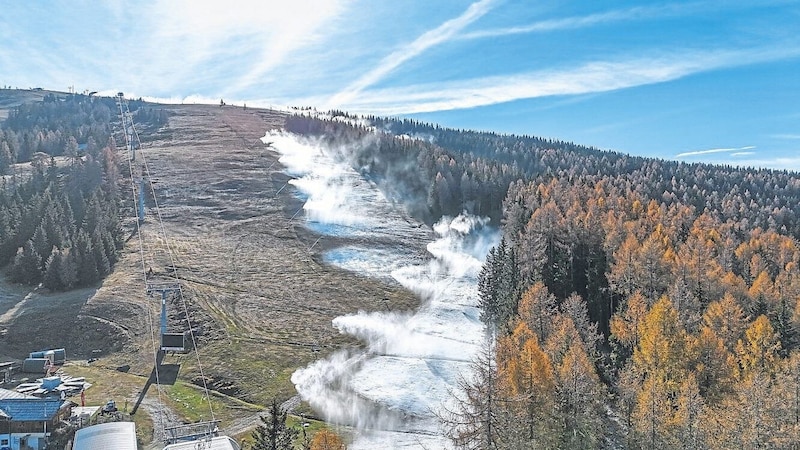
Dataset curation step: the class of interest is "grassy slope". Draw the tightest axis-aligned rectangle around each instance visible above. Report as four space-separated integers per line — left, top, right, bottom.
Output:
0 97 420 445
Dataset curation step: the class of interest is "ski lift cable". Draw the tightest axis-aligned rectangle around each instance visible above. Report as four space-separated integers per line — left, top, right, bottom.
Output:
127 101 216 422
117 95 167 432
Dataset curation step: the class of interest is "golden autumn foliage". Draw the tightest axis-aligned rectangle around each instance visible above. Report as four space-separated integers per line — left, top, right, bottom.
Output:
748 270 777 305
703 293 747 352
310 429 345 450
632 296 692 386
610 291 648 351
476 175 800 449
631 375 673 448
608 234 640 299
544 315 585 368
517 281 557 343
693 325 735 401
671 373 705 448
496 322 554 400
735 314 781 378
556 343 605 448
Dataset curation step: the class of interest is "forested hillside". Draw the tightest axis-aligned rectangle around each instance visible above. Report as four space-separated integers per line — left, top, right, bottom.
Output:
287 113 800 448
0 94 166 290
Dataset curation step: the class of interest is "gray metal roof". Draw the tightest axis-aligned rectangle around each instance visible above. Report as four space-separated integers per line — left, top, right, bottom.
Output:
0 388 35 400
0 397 64 421
73 422 137 450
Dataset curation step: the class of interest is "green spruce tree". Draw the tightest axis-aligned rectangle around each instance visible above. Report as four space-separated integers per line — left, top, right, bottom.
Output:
250 398 298 450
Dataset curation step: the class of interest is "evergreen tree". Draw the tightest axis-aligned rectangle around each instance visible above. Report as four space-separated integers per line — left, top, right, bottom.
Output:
91 228 111 277
31 223 50 269
478 238 519 334
74 230 99 285
42 247 63 291
250 398 298 450
0 141 12 174
59 248 77 290
10 241 42 285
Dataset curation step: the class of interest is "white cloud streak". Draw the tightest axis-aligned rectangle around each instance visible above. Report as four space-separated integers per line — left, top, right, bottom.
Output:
697 155 800 172
125 0 347 96
771 133 800 140
458 4 681 40
676 145 756 158
313 45 800 115
458 0 792 40
325 0 496 109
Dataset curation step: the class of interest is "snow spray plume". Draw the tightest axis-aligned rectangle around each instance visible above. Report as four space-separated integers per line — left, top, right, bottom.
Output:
284 115 436 223
290 213 499 439
269 130 500 447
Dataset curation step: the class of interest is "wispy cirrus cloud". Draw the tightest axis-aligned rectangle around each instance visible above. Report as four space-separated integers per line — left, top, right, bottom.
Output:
2 1 349 97
325 0 496 109
771 133 800 140
458 0 791 40
697 155 800 171
127 0 347 96
458 3 688 40
676 145 756 158
316 44 800 115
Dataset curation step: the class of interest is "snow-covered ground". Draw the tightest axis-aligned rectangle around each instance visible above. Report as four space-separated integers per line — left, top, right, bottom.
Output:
264 131 498 449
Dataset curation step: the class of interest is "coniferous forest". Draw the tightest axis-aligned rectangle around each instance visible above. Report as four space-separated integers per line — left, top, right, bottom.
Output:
3 98 798 446
0 94 166 291
287 113 800 449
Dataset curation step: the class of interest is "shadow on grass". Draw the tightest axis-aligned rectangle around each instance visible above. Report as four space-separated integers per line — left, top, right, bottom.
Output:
131 351 181 415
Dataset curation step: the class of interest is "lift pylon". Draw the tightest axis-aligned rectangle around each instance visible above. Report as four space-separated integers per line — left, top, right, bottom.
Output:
146 282 187 352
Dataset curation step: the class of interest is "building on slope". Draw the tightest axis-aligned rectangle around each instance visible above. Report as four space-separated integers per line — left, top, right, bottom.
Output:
0 389 70 450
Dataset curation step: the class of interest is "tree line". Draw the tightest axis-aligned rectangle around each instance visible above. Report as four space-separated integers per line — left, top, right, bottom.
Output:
1 93 167 174
285 112 800 448
0 93 134 291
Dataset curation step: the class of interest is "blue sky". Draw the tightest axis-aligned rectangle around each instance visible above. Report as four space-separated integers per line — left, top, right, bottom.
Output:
2 0 799 169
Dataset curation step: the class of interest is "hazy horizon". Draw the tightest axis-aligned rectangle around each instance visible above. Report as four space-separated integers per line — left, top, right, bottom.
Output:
2 0 799 169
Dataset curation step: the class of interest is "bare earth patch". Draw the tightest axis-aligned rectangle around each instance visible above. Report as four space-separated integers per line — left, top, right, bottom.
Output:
0 104 419 443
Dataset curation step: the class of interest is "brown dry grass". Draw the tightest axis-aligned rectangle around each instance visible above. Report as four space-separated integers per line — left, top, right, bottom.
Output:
0 103 419 445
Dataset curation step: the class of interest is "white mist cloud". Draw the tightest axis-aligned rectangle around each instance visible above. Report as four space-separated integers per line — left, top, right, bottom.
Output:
270 131 499 445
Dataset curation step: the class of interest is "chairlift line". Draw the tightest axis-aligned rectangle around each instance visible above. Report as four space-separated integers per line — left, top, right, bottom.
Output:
115 93 221 446
117 92 168 437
